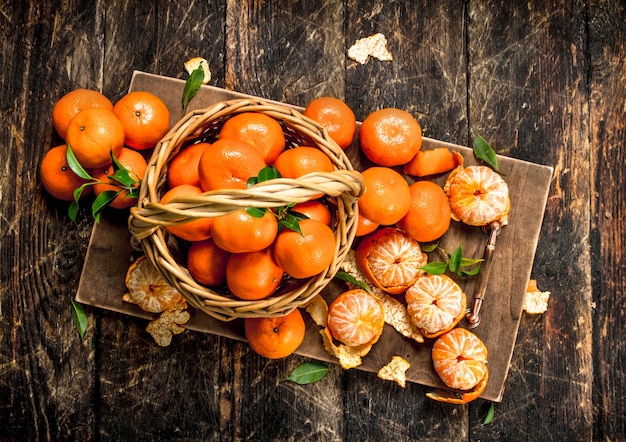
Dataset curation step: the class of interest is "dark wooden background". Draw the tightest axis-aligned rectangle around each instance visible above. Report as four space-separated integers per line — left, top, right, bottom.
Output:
1 1 624 440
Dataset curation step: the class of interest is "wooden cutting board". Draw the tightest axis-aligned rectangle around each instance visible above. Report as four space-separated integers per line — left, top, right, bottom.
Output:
76 71 553 402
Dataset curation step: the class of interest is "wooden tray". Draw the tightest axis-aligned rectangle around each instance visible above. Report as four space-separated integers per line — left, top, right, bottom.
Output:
76 71 553 402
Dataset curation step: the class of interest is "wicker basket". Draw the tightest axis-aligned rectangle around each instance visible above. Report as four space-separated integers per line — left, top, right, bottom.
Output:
128 98 365 321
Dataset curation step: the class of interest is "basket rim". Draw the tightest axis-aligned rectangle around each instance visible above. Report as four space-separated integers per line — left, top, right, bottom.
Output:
127 98 365 321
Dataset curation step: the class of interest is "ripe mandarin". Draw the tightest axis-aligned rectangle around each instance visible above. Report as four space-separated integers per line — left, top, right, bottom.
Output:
52 88 113 140
358 167 411 226
397 180 451 243
40 144 92 201
211 208 278 253
161 184 213 242
92 147 147 209
244 309 306 359
113 91 171 150
218 112 286 164
303 97 357 150
359 107 422 166
65 107 125 169
198 138 266 191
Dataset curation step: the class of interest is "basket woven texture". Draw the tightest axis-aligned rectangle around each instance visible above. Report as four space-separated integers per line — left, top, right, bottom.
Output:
128 98 365 321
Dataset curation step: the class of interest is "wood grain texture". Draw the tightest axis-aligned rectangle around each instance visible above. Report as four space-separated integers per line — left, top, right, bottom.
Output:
1 0 625 440
589 0 626 439
467 1 593 440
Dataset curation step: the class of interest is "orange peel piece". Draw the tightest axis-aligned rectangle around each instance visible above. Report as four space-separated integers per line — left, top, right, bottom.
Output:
305 294 328 327
524 279 550 314
320 327 372 370
146 300 190 347
122 256 183 313
404 148 464 177
426 368 489 404
348 33 393 64
184 57 211 84
377 356 411 388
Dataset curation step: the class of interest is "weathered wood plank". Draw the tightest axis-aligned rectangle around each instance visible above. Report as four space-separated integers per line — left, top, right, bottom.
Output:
0 2 105 440
588 0 626 440
467 1 593 440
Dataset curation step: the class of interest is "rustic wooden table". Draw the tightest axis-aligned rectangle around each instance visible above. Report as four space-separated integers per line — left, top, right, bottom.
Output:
2 1 624 441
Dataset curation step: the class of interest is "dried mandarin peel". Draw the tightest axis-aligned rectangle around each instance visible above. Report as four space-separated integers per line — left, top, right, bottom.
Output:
122 256 183 313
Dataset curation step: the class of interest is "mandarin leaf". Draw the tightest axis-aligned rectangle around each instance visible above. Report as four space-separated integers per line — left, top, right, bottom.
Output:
92 190 120 223
420 262 448 275
246 207 267 218
460 257 484 267
285 361 329 384
482 402 495 425
68 201 80 222
182 65 204 110
458 266 482 277
247 176 258 187
421 242 439 253
279 213 304 234
448 245 463 273
66 144 93 180
334 271 372 294
473 134 499 172
257 165 281 182
71 300 88 341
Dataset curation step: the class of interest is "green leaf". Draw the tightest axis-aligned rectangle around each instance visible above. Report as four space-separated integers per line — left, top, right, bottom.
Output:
421 242 439 253
448 244 463 273
279 212 304 234
460 257 484 267
257 165 281 182
473 134 499 172
247 176 259 187
91 190 120 223
182 65 205 110
246 207 267 218
334 271 372 294
68 201 80 222
66 144 94 180
482 402 495 425
420 262 448 275
285 361 329 384
71 300 87 341
458 265 482 277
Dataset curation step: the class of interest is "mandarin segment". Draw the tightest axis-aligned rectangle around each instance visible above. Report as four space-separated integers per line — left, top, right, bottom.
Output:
405 274 466 338
444 165 510 227
122 256 183 313
355 227 427 294
431 328 488 392
327 289 385 347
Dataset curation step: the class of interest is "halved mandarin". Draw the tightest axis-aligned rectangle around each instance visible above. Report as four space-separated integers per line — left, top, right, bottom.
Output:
327 289 385 347
444 165 510 227
429 328 489 402
355 227 427 294
405 274 466 338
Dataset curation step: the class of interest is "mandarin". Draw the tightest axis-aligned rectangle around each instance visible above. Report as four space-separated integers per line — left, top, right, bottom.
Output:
167 142 210 188
358 166 411 226
291 200 332 226
40 144 92 201
272 218 336 279
198 138 266 191
273 146 334 178
397 180 451 243
218 112 286 164
431 328 488 392
65 107 125 169
226 248 284 300
52 88 113 140
113 91 171 150
244 309 306 359
405 274 466 339
211 208 278 253
354 213 379 237
359 107 422 166
160 184 213 242
303 97 357 150
92 147 147 209
187 238 230 287
355 227 427 294
327 289 385 347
